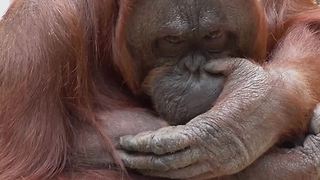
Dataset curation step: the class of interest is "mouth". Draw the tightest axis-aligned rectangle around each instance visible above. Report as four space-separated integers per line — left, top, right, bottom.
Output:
152 72 225 125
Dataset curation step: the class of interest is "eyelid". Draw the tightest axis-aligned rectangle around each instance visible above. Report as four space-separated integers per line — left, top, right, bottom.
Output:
163 35 185 44
204 30 224 40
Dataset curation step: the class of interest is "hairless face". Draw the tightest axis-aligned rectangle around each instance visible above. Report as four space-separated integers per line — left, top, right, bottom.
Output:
126 0 264 125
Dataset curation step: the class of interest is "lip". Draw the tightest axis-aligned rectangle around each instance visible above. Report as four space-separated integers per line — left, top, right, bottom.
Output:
152 72 225 125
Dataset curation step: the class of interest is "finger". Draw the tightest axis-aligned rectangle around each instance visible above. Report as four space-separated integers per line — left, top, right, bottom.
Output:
141 162 211 179
310 104 320 134
119 148 202 171
204 58 253 76
120 126 194 155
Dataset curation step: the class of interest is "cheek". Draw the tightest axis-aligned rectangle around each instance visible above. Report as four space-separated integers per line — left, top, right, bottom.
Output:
151 73 225 125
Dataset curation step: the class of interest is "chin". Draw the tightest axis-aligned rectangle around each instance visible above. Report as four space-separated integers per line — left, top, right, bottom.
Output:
151 72 225 125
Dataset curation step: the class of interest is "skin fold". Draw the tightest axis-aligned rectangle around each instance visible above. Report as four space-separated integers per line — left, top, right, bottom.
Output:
1 0 320 179
127 0 266 125
119 58 319 179
119 1 320 179
218 105 320 180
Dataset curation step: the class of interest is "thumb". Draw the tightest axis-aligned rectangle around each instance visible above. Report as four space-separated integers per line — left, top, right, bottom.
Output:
204 58 253 76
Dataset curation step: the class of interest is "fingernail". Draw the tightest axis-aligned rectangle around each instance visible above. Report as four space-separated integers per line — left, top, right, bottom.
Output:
120 135 136 150
119 136 130 146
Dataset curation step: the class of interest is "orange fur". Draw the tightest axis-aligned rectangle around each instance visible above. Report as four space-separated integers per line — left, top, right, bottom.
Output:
0 0 320 179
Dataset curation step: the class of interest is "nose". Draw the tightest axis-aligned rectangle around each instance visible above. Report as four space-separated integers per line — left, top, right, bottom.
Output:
181 53 207 73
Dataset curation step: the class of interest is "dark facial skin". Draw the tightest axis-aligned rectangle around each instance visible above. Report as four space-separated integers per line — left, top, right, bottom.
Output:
126 0 262 125
118 1 320 179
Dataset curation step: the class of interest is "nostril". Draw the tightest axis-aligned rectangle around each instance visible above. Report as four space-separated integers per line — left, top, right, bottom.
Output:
179 53 207 74
184 59 200 73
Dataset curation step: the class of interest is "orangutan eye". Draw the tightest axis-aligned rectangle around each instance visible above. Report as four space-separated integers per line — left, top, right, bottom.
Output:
155 35 188 58
204 30 224 40
163 35 184 44
203 30 228 54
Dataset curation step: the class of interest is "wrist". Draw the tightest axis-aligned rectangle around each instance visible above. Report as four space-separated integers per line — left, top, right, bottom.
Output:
267 66 315 134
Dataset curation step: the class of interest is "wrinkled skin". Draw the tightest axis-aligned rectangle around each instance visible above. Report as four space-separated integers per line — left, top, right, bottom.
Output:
219 105 320 180
119 58 320 179
68 108 169 169
127 0 264 125
117 0 320 179
1 0 319 179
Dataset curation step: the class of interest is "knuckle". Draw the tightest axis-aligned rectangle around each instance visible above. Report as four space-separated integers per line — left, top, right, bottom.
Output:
233 58 250 69
153 158 170 171
151 135 166 154
162 155 181 168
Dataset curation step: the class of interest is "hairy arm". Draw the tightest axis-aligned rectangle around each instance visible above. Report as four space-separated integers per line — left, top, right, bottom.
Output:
68 108 168 169
215 17 320 180
118 12 320 179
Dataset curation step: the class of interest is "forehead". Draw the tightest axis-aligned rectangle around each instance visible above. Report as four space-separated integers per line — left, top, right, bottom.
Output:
129 0 258 29
131 0 256 16
132 0 221 26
